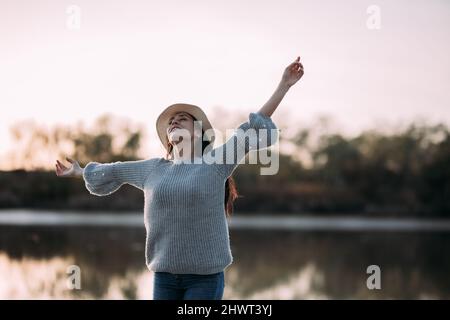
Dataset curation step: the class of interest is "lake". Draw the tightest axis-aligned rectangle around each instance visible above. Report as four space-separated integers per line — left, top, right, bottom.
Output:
1 209 449 299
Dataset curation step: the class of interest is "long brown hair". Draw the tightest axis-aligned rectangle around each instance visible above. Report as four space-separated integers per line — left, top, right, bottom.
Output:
165 125 239 218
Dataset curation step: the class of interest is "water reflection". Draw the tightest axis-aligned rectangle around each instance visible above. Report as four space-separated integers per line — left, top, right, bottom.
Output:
0 225 449 299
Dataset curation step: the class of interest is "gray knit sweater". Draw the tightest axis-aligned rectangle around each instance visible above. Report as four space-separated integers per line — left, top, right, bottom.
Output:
82 112 278 274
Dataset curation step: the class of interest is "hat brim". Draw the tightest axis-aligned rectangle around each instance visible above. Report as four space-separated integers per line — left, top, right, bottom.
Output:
156 103 214 152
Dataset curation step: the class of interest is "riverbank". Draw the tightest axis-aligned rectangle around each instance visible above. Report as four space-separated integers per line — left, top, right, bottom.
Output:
2 209 450 231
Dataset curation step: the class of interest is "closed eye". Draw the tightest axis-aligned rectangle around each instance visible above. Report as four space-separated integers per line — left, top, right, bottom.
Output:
169 117 187 125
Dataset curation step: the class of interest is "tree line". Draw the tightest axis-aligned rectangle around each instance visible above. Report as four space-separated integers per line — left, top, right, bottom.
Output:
0 113 449 217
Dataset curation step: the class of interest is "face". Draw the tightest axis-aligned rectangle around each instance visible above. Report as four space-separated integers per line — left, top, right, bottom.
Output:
166 112 196 144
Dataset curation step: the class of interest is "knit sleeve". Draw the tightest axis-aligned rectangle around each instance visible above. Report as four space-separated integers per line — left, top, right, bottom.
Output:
205 112 279 178
82 158 160 196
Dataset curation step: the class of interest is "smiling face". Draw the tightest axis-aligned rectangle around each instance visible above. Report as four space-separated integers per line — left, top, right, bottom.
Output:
166 111 196 144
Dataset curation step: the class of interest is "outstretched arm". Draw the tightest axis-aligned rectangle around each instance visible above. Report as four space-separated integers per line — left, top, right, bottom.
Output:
56 156 160 196
258 56 304 117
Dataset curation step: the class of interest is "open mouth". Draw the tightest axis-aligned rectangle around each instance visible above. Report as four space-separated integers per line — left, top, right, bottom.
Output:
169 126 181 133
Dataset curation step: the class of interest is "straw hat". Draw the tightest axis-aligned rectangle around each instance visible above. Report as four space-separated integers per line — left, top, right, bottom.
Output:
156 103 214 152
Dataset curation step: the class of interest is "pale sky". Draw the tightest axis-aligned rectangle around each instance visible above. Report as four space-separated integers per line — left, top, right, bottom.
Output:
1 0 450 169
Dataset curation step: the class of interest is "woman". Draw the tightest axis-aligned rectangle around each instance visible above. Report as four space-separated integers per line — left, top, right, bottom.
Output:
55 57 304 300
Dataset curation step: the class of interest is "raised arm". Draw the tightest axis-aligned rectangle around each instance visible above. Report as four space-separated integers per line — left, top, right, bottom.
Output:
258 56 304 117
205 112 279 179
205 56 304 178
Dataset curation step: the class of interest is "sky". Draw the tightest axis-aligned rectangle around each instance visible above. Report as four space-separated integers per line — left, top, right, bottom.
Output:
1 0 450 169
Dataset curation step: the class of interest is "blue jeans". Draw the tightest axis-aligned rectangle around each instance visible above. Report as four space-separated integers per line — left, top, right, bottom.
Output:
153 271 225 300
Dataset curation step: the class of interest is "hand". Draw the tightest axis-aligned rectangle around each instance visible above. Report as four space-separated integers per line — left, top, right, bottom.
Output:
55 157 83 177
281 56 304 88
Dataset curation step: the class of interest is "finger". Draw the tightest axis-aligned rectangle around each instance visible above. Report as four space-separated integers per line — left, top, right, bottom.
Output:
287 59 300 69
290 65 300 73
290 64 300 72
57 160 67 170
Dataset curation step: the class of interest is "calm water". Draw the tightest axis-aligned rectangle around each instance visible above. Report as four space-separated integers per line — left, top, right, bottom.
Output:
1 210 449 299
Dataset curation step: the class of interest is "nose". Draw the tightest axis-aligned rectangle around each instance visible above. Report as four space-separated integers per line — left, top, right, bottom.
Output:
168 119 180 132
